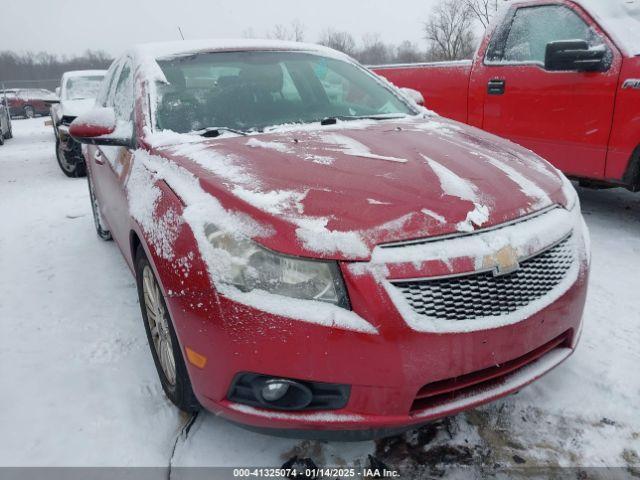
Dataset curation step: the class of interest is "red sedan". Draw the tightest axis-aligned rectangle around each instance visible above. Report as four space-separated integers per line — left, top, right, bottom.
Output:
70 40 589 439
6 88 57 118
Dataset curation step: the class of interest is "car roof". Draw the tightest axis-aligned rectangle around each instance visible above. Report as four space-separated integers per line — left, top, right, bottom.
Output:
62 70 107 79
131 39 348 62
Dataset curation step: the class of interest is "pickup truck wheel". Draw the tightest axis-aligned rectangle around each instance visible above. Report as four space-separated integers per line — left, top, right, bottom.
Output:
23 105 35 119
87 173 112 241
56 137 86 178
5 121 12 139
0 134 4 146
135 246 201 414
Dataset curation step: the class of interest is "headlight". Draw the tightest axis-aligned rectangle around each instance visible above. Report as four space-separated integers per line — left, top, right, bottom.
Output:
560 173 579 211
204 224 350 309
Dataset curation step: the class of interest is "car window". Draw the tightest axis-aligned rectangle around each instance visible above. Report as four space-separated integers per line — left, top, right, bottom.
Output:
110 62 134 121
96 62 121 107
154 50 415 134
499 5 605 64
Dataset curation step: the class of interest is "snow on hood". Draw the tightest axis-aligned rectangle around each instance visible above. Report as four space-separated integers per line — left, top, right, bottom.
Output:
61 98 97 118
147 116 570 261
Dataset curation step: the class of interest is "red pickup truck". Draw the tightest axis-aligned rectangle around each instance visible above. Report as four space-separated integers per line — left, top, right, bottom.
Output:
375 0 640 191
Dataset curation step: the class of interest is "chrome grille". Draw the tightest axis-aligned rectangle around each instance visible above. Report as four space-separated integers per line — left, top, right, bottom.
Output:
392 236 574 321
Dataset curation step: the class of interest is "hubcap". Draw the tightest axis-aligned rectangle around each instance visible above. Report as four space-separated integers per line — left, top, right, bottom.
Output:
142 266 176 385
25 107 34 118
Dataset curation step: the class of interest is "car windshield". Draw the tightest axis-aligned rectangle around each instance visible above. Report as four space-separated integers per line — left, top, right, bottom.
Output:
64 76 104 100
154 50 415 134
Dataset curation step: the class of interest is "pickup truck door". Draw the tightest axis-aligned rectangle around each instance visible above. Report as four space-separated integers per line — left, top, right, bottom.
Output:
471 3 621 180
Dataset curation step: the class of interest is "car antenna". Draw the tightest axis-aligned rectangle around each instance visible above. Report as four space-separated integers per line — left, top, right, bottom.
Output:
177 26 185 40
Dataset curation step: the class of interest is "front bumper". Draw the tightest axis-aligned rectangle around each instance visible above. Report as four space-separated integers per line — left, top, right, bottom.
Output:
165 207 589 437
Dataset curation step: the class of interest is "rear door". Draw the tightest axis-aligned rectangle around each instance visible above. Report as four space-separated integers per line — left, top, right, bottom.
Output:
472 2 620 179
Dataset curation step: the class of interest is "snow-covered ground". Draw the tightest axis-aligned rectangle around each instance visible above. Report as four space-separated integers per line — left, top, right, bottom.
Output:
0 118 638 476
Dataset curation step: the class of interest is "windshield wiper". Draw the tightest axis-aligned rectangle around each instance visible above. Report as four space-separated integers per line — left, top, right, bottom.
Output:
319 114 408 125
192 126 248 138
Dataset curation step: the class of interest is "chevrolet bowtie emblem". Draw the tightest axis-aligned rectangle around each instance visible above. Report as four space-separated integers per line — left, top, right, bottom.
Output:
483 245 520 277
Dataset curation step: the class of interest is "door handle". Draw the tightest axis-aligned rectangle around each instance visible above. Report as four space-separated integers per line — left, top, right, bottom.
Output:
488 79 506 95
94 149 105 165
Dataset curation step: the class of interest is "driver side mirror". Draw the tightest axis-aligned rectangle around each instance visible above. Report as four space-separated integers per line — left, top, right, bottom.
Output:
400 87 425 106
55 87 60 97
69 107 133 147
545 40 607 72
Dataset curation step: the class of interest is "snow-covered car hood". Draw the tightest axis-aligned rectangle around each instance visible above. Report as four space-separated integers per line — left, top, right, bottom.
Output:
149 116 571 260
61 98 96 118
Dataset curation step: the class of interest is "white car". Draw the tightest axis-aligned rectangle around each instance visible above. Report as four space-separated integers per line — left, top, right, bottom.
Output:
50 70 107 177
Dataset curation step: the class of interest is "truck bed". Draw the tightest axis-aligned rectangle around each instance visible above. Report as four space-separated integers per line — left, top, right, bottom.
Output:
373 60 473 123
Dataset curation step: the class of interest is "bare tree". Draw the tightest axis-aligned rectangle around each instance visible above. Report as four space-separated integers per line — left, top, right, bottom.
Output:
463 0 503 29
356 33 392 65
241 27 256 39
424 0 476 61
268 24 292 40
395 41 425 64
0 50 112 90
318 29 357 56
291 19 305 42
266 20 305 42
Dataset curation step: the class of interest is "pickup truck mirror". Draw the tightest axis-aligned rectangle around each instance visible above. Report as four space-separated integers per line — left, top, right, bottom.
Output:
400 87 425 106
55 87 60 97
69 107 133 147
545 40 607 72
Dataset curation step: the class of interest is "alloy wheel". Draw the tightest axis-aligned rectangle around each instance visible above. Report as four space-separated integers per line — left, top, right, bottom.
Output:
142 265 176 386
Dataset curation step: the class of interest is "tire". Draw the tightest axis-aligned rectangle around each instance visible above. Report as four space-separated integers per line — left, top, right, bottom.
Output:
0 134 4 146
24 105 35 119
87 173 112 241
56 137 87 178
135 246 201 413
5 120 12 139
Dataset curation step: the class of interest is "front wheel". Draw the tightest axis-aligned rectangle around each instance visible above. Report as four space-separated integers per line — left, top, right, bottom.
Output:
56 136 86 177
23 105 35 119
135 247 201 413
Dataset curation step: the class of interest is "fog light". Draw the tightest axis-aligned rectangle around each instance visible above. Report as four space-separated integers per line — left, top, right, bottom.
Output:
261 380 290 402
228 373 349 411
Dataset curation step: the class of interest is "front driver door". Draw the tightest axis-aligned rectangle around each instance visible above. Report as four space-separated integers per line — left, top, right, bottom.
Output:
92 59 135 254
476 3 620 179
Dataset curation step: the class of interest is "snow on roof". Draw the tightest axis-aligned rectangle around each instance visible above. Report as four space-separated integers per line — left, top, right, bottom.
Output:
132 38 349 62
574 0 640 56
62 70 107 78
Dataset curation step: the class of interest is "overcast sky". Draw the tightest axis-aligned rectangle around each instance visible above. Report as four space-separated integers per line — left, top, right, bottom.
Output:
1 0 439 57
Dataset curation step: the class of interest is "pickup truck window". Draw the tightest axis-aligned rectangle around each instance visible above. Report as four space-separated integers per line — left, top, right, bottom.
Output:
487 5 606 65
